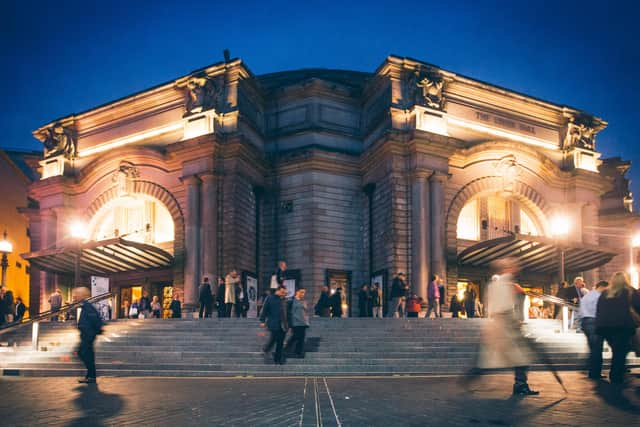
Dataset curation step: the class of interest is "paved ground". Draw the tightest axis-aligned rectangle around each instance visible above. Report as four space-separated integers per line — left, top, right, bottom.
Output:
1 371 639 426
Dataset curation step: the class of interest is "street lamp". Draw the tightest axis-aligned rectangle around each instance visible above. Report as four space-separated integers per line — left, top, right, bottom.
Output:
630 233 640 289
550 215 570 282
69 220 88 288
0 231 13 288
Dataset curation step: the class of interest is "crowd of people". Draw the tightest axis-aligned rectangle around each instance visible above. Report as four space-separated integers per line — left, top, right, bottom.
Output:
0 286 26 325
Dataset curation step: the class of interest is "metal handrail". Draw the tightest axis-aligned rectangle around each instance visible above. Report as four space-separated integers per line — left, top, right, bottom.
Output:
0 292 113 336
522 290 579 310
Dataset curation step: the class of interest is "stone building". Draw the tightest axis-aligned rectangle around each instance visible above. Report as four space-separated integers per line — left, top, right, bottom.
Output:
23 55 637 317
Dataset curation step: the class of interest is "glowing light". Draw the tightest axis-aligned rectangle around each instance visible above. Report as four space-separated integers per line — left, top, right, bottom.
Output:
69 220 89 241
0 233 13 254
632 234 640 248
550 215 570 237
78 122 183 158
630 267 639 289
447 117 558 150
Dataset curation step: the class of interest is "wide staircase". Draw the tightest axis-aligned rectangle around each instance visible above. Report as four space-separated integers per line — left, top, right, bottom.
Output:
0 318 638 377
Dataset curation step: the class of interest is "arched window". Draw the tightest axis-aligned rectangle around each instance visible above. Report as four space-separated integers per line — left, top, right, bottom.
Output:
457 194 541 241
89 195 174 246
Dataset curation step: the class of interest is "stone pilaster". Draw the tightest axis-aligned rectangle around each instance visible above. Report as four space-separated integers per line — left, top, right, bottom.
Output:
200 173 218 285
430 172 447 287
182 175 201 312
581 202 599 288
411 171 431 300
39 209 57 312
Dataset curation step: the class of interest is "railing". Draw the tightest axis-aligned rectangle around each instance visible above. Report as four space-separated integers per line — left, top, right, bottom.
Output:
522 290 579 332
0 292 113 350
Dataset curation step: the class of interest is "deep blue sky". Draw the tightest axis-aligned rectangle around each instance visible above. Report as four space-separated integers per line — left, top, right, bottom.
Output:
3 0 639 199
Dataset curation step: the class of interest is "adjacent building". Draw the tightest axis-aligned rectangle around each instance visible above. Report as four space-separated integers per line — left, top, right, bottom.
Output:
23 55 638 317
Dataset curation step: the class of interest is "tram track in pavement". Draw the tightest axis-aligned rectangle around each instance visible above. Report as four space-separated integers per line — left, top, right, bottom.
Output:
300 376 342 427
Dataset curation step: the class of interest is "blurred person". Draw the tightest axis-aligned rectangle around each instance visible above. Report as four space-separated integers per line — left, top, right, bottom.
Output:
151 295 162 318
371 282 383 318
315 285 331 317
74 287 103 383
199 277 213 318
358 284 371 317
450 294 462 318
225 270 240 318
14 297 26 322
406 293 423 318
285 288 310 358
596 272 640 385
426 275 441 318
49 288 62 321
330 288 343 318
216 276 226 318
169 293 182 318
580 280 608 380
388 272 409 318
139 291 151 319
464 285 477 318
235 281 249 318
260 286 289 364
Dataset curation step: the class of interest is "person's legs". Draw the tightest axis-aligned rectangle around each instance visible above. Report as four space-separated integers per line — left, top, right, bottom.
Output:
513 366 538 395
388 298 399 318
607 331 631 384
581 318 603 379
435 300 442 318
399 298 406 318
199 303 205 318
426 299 434 318
264 330 276 353
226 303 233 318
296 327 307 356
274 329 286 364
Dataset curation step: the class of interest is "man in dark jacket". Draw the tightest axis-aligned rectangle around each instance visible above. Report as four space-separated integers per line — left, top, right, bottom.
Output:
388 272 408 317
75 287 103 383
199 277 213 318
216 276 226 318
260 286 288 364
14 297 26 322
315 285 331 317
169 294 182 318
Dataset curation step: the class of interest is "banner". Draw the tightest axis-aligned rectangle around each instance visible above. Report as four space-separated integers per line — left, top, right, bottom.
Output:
91 276 110 321
246 276 258 318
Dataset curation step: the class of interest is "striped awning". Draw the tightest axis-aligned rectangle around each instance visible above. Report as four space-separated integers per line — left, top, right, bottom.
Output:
458 233 620 274
22 237 173 276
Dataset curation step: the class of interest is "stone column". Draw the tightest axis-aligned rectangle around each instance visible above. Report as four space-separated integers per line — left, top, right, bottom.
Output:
182 175 201 312
411 172 431 300
430 173 447 286
200 173 218 285
39 209 57 313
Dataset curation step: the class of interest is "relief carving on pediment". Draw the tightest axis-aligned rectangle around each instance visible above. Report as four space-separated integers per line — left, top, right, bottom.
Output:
563 113 597 151
409 68 445 110
183 76 225 117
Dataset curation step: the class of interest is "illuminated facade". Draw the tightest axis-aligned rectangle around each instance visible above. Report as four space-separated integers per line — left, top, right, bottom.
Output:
25 55 637 315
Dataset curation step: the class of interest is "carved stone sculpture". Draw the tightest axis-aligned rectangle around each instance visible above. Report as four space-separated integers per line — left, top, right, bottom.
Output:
494 155 519 192
415 70 445 110
42 123 77 159
184 76 224 117
113 161 139 196
563 115 596 150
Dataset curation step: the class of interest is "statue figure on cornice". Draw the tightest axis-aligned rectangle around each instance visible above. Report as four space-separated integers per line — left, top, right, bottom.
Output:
563 115 596 151
184 76 225 117
113 161 139 196
415 70 445 110
42 123 77 160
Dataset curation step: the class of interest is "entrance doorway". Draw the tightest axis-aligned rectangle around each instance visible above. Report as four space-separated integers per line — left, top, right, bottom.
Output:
120 286 142 318
456 280 481 318
326 270 352 317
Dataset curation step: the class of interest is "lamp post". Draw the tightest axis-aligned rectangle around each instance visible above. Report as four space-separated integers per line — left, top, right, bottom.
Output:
630 234 640 289
550 215 570 282
69 220 88 288
0 231 13 288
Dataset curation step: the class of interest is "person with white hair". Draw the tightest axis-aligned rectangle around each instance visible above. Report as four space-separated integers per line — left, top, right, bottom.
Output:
74 287 103 383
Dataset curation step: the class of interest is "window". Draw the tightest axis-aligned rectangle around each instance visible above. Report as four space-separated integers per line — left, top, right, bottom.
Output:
90 195 174 246
519 209 539 236
457 199 479 240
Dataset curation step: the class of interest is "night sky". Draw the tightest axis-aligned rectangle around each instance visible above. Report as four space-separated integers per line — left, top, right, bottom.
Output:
3 0 639 199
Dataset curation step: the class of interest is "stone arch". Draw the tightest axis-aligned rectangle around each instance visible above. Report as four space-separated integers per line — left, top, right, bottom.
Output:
83 180 185 255
446 176 553 255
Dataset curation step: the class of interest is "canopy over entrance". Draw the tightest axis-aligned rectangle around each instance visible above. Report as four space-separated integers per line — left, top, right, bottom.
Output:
458 233 619 274
22 237 174 276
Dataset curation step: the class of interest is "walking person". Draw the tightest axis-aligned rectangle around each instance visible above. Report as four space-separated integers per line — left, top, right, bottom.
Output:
315 285 331 317
579 280 608 380
260 286 289 364
151 295 162 318
199 277 213 318
330 288 343 318
216 276 226 318
388 272 408 317
49 288 63 321
74 287 103 384
285 288 310 358
358 284 371 317
225 270 240 317
139 291 151 319
169 293 182 318
464 285 477 318
426 275 441 318
463 258 539 396
371 282 383 318
596 272 640 385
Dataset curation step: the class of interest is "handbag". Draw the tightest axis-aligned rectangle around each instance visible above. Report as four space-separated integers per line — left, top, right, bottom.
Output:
129 307 138 317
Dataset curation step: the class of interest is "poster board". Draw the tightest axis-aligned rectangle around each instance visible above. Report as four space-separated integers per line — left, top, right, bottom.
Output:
90 276 110 321
246 275 258 318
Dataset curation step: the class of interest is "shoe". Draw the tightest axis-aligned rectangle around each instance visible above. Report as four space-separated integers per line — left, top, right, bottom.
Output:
513 384 539 396
78 378 96 384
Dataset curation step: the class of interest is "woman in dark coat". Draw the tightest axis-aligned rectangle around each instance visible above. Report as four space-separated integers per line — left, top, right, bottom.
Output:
330 288 343 318
358 284 371 317
596 271 640 385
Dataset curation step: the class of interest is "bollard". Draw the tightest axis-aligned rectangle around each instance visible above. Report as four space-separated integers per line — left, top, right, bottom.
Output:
32 321 39 351
561 306 569 333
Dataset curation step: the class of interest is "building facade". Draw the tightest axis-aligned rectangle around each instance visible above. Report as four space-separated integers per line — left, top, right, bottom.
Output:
24 55 637 316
